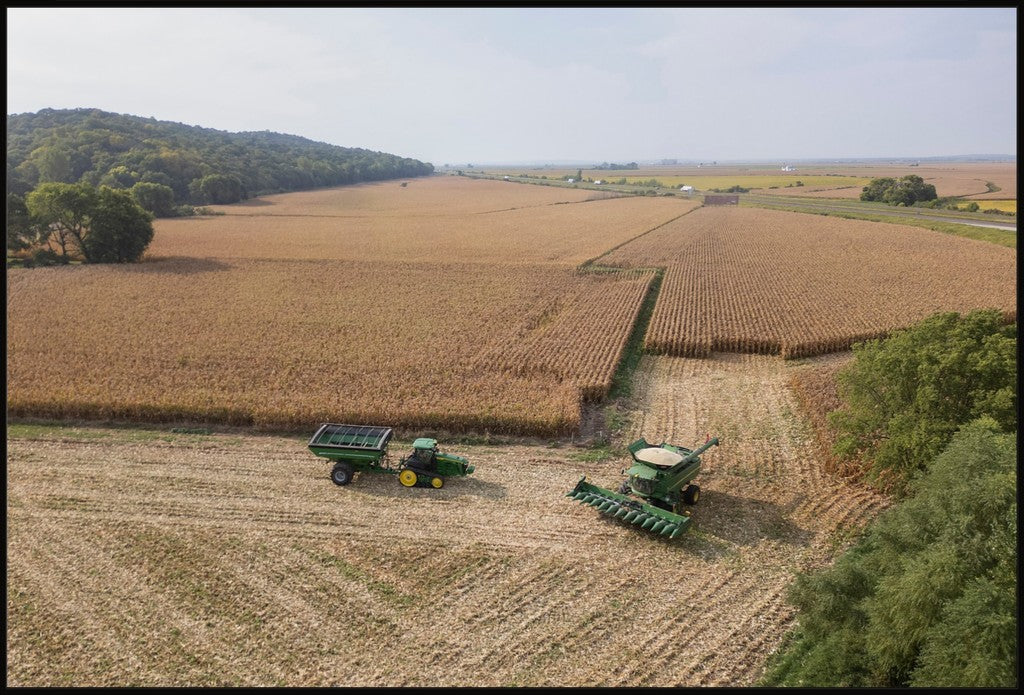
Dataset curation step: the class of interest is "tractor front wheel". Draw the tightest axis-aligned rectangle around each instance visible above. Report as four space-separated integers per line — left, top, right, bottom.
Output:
331 462 355 486
682 484 701 505
399 469 418 487
430 476 444 489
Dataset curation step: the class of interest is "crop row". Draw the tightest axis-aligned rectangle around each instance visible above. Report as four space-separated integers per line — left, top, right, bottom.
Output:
605 206 1016 359
7 258 652 436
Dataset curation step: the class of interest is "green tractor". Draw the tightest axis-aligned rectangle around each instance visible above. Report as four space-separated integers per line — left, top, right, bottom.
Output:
566 436 719 539
308 424 474 489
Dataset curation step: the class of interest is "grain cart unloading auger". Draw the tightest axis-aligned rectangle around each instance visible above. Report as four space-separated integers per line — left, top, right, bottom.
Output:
566 436 719 539
308 423 474 488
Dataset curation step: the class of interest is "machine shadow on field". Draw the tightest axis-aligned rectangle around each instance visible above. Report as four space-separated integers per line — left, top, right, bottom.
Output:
350 471 509 501
695 490 813 549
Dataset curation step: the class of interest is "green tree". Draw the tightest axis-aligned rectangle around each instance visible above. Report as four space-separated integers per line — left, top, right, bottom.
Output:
84 187 154 262
6 192 38 252
828 309 1016 495
26 181 98 261
25 182 153 263
860 174 937 206
100 165 140 189
130 181 176 217
763 419 1016 687
193 173 245 204
30 144 74 183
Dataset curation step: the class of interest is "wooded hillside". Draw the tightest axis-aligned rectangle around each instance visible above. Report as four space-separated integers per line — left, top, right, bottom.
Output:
6 108 434 204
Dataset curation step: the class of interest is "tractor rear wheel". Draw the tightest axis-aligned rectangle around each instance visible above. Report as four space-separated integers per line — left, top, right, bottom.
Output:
399 469 418 487
430 476 444 489
331 462 355 486
682 484 701 505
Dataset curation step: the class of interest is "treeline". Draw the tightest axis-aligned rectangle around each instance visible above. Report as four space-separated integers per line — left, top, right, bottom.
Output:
593 161 639 170
762 310 1017 687
6 108 434 213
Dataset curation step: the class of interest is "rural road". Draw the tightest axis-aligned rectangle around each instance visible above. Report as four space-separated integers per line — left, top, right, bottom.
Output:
742 194 1017 232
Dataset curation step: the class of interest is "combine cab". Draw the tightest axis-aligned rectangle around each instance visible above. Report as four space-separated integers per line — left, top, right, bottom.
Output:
308 424 474 488
566 436 719 539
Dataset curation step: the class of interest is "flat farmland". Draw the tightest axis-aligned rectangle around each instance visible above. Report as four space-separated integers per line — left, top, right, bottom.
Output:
7 259 653 435
603 205 1016 358
6 353 887 687
493 161 1016 201
8 171 1014 687
8 178 698 435
152 176 696 265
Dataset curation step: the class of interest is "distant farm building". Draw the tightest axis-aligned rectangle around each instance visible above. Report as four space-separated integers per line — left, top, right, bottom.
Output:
704 194 739 205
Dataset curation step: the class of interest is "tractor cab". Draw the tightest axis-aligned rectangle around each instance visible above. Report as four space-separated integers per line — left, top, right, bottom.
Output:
409 437 439 471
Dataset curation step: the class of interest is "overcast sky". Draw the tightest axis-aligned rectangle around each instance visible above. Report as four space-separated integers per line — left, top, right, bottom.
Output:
7 7 1017 165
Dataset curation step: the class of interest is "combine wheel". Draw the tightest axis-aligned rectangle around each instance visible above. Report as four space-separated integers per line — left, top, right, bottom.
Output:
617 480 631 495
399 469 418 487
331 462 355 486
682 484 701 505
430 476 444 489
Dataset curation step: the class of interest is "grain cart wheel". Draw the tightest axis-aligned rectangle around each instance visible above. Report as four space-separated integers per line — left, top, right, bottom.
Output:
430 476 444 489
399 469 418 487
331 462 355 486
682 484 701 505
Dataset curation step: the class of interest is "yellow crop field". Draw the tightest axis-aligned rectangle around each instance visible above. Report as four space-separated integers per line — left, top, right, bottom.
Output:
604 206 1016 358
491 161 1016 200
957 199 1016 213
617 175 869 191
7 259 654 435
6 174 1014 437
208 175 606 217
151 180 696 266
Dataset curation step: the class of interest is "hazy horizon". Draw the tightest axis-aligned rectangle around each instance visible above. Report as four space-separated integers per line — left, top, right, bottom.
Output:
7 8 1017 166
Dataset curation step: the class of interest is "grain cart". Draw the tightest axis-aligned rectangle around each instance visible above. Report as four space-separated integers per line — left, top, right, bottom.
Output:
308 423 474 488
566 436 719 539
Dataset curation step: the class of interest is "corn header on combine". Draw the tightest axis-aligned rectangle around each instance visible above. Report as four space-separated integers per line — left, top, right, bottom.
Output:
566 436 719 539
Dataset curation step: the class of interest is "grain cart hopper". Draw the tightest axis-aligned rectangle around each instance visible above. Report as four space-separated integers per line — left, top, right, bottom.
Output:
566 436 719 539
308 423 474 488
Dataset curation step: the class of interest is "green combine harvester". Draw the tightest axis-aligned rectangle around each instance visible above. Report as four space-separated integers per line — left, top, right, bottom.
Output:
308 423 474 488
566 436 719 539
